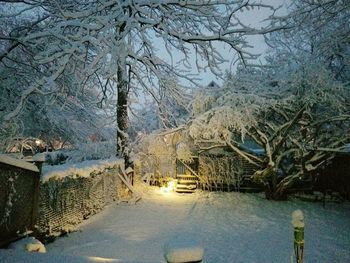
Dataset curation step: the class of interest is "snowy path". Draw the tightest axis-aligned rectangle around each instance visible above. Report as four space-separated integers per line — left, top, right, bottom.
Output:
2 186 350 262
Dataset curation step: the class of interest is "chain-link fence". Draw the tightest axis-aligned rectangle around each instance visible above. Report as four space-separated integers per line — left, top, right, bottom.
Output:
36 163 126 240
1 156 126 245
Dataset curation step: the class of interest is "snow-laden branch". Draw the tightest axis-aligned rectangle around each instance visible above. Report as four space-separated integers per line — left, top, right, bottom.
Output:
3 55 71 121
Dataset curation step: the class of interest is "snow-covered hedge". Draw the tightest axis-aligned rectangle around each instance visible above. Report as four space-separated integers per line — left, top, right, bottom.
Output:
41 141 116 166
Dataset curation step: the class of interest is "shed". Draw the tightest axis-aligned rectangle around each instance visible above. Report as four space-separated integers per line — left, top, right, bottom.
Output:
0 154 40 246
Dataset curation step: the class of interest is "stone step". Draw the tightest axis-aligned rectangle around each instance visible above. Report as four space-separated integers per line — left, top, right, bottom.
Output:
176 184 197 190
177 179 198 185
176 174 197 179
175 189 195 193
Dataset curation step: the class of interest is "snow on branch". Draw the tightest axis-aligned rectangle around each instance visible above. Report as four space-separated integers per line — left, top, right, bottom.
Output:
2 0 282 99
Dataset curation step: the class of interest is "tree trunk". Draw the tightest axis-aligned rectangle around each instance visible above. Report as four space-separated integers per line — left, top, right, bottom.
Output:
115 10 133 168
265 170 289 200
116 60 131 167
254 164 287 200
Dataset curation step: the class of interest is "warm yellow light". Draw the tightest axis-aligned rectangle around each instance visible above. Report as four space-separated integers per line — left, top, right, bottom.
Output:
160 179 177 193
168 180 175 189
160 186 170 193
87 256 121 262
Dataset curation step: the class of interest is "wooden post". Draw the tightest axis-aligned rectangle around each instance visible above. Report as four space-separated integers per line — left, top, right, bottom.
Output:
31 172 40 230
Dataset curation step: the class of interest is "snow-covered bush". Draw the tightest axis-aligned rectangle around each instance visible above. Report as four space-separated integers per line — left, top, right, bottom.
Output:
45 151 69 166
66 140 115 163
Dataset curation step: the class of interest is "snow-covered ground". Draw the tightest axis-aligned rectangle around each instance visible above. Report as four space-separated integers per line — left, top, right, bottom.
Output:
1 186 350 263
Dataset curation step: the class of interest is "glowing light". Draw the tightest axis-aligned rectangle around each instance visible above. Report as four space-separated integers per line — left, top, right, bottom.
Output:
87 256 121 262
161 179 177 193
168 180 176 189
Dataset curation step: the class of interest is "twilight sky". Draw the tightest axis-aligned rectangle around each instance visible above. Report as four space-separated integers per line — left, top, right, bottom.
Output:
155 0 291 87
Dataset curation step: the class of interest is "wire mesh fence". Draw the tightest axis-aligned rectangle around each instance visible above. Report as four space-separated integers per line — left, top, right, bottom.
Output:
36 164 125 241
0 155 125 244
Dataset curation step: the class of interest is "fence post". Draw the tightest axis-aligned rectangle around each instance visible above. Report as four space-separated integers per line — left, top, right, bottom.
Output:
292 210 305 263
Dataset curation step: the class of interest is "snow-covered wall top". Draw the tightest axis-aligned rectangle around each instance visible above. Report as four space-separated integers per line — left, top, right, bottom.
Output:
41 158 123 182
0 154 39 173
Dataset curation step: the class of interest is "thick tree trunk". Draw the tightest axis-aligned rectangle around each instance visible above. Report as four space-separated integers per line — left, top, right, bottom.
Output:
253 163 288 200
116 61 131 167
115 12 133 168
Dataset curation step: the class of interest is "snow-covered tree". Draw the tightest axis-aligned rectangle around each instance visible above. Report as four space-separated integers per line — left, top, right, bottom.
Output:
0 1 282 166
188 65 349 199
131 0 349 198
129 77 190 140
266 0 350 81
0 3 114 153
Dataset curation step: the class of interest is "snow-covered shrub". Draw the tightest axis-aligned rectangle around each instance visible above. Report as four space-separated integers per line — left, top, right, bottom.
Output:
45 151 69 165
66 140 115 163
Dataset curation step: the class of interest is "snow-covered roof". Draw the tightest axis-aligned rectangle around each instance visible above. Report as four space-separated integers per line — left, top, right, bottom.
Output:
206 81 220 89
0 154 39 173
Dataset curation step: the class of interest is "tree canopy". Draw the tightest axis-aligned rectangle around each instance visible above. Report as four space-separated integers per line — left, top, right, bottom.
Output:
0 0 282 162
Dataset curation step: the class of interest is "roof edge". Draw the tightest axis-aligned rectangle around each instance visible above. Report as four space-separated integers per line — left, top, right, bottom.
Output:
0 154 40 173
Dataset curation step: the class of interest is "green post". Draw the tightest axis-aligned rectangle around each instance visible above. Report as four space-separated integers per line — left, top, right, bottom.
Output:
292 210 304 263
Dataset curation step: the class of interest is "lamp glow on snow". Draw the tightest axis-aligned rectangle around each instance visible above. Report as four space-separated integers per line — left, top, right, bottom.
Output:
161 179 177 193
292 209 304 263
